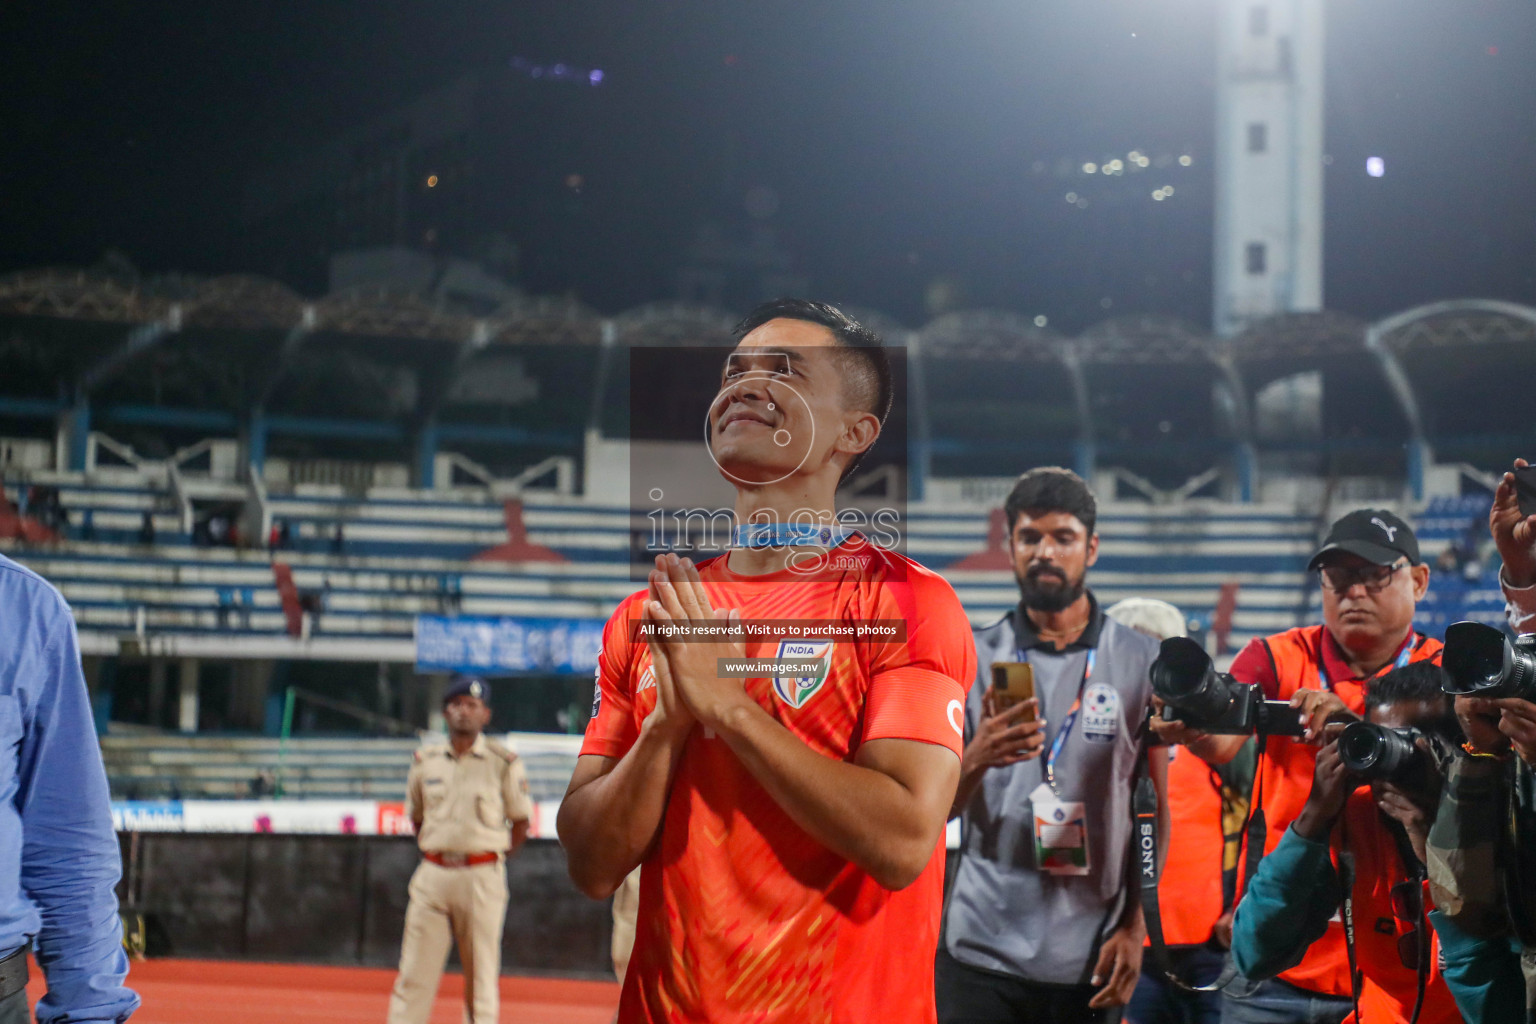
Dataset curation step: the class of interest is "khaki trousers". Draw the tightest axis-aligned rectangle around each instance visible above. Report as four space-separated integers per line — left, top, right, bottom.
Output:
387 858 508 1024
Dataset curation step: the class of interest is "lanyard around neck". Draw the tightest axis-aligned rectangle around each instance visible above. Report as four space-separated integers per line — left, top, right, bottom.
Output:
1030 648 1096 797
1317 635 1414 692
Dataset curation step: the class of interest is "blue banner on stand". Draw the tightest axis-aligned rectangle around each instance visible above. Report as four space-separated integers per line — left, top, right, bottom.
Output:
415 615 604 675
112 801 185 832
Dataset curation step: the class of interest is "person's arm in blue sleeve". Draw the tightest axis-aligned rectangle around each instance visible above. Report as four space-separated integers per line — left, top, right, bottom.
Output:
1427 909 1526 1022
1232 730 1354 980
1230 824 1339 979
18 593 139 1024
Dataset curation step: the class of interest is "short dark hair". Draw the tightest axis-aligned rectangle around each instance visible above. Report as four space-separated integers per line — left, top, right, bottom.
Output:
1365 661 1461 741
731 298 893 426
732 298 893 484
1003 467 1097 536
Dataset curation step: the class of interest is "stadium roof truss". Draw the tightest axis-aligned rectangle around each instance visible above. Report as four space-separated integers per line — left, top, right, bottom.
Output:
2 267 1533 494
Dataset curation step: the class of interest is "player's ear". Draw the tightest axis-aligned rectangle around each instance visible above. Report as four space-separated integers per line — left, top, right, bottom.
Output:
836 411 881 459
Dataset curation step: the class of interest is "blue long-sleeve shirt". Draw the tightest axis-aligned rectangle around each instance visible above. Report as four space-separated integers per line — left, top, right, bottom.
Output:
0 553 138 1022
1230 824 1336 981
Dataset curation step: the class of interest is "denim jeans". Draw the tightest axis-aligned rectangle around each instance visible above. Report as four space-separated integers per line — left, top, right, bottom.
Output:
1218 974 1351 1024
1125 947 1224 1024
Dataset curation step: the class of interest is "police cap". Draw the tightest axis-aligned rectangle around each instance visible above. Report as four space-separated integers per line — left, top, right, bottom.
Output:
443 675 490 706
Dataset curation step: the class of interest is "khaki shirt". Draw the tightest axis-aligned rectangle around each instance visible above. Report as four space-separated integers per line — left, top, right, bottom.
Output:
406 734 533 854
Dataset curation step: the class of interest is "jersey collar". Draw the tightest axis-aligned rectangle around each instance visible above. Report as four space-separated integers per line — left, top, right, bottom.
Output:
705 531 867 583
1014 590 1105 653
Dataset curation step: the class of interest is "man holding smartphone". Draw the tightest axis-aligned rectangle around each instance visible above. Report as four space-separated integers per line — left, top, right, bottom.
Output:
941 468 1168 1024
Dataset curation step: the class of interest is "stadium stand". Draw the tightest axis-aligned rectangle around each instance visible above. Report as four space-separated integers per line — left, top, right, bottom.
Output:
3 273 1533 812
1405 493 1509 632
101 731 579 803
4 468 1320 646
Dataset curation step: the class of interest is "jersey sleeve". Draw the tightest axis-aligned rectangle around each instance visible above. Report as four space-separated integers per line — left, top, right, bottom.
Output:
1229 637 1280 699
579 594 643 759
860 569 977 758
503 756 533 823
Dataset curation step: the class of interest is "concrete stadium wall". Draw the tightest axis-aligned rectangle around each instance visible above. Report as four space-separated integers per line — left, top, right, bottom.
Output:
121 834 615 979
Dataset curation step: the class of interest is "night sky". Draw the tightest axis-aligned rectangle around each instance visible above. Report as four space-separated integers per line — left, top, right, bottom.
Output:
2 0 1532 332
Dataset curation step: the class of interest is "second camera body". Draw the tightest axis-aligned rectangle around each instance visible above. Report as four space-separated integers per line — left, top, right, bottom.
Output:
1150 637 1306 737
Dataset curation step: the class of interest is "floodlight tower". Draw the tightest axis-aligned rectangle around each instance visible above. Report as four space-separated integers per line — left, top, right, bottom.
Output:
1212 0 1325 337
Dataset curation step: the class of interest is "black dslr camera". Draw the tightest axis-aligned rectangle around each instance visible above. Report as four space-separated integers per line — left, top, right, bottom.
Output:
1442 621 1536 701
1337 722 1428 783
1150 637 1305 737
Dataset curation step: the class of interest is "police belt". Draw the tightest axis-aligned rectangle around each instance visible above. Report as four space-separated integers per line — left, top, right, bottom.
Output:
424 851 500 868
0 945 28 1003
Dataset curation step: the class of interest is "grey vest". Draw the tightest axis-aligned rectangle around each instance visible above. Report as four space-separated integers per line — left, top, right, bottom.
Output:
943 600 1158 984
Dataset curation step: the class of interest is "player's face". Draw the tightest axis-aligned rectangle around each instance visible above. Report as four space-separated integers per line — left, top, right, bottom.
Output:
708 319 873 486
1009 510 1099 613
1319 552 1429 656
444 695 491 735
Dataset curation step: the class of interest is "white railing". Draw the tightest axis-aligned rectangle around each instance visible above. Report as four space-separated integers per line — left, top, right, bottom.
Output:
437 451 576 498
1103 466 1223 504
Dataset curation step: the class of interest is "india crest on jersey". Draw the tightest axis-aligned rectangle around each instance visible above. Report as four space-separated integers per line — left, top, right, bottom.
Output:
772 639 834 708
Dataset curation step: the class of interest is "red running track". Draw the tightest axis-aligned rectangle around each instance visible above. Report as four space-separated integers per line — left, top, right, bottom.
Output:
24 959 620 1024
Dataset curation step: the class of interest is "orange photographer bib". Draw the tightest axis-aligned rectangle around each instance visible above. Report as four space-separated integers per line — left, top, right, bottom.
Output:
1240 625 1442 998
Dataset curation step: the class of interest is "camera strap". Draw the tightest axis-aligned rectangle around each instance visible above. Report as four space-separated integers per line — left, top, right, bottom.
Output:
1387 824 1432 1024
1238 734 1269 901
1338 848 1364 1024
1133 747 1238 994
1409 869 1429 1024
1339 821 1432 1024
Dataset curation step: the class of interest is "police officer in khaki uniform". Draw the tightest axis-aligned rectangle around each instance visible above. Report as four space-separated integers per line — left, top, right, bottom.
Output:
387 676 532 1024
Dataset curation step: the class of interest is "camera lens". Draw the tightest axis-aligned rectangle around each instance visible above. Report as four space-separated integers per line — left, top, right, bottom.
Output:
1443 621 1536 700
1150 637 1236 723
1338 722 1419 780
1511 636 1536 702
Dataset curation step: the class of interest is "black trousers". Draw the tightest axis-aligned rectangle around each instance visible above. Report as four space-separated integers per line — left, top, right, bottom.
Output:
936 946 1124 1024
0 989 27 1024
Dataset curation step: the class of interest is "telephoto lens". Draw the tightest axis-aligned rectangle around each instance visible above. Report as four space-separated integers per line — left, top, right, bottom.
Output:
1442 622 1536 701
1338 722 1423 781
1150 637 1236 723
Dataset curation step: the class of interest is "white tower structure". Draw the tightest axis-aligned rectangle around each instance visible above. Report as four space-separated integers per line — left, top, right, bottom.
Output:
1213 0 1325 337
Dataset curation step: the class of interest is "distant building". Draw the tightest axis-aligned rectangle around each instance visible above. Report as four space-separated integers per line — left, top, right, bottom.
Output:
1212 0 1325 336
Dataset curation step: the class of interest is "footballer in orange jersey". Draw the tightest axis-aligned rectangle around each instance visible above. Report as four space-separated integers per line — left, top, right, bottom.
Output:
558 299 975 1024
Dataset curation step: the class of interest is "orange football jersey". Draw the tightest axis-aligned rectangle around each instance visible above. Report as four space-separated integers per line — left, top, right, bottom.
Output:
581 535 976 1024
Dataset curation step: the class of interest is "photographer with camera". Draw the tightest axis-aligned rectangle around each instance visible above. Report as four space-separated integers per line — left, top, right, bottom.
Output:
1461 457 1536 762
1153 509 1441 1023
1107 599 1252 1024
940 469 1167 1024
1228 661 1510 1022
1422 458 1536 1020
